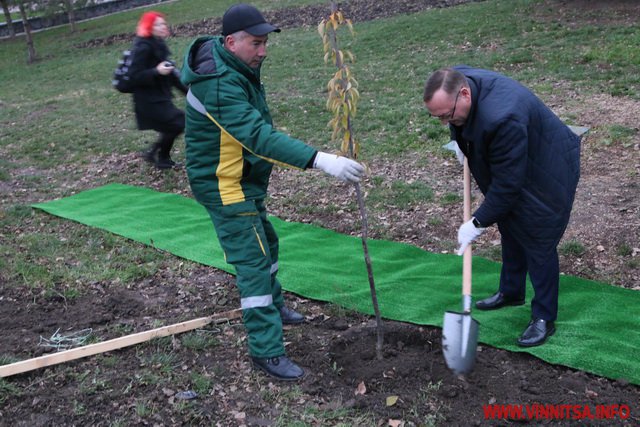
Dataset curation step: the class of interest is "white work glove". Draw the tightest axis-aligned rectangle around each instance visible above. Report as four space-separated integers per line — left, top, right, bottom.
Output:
443 140 464 165
456 218 486 255
313 151 364 183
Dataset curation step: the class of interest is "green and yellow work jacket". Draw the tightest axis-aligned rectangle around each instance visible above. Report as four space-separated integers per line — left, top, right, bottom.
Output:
181 36 317 208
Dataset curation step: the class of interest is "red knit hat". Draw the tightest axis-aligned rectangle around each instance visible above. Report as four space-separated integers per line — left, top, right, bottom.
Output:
136 11 165 37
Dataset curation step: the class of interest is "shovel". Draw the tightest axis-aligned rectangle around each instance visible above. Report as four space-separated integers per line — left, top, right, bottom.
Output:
442 157 480 375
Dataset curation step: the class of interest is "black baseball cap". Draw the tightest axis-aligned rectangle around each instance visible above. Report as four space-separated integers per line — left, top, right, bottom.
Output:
221 3 281 36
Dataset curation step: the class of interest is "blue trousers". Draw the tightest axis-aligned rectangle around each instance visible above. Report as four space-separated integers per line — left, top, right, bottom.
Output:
497 223 560 321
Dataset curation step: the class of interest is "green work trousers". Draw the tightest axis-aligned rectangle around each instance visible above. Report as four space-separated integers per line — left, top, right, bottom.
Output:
206 199 285 358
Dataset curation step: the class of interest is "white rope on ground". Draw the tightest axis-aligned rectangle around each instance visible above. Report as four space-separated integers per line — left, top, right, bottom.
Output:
38 328 93 351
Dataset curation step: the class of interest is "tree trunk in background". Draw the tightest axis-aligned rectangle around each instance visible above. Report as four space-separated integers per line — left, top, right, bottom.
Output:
63 0 76 32
1 0 16 38
17 0 36 63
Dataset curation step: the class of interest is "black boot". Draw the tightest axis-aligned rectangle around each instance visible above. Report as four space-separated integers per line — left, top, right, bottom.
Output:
142 143 160 164
154 131 177 168
251 355 305 381
155 156 176 169
279 306 305 325
153 131 182 169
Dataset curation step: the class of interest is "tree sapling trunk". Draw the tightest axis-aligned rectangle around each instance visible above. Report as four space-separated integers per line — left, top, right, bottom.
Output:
319 2 384 360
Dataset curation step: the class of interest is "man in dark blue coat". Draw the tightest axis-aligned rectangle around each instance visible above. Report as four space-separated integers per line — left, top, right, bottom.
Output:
424 66 581 347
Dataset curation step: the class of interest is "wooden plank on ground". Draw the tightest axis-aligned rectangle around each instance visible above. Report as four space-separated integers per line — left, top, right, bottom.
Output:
0 309 242 378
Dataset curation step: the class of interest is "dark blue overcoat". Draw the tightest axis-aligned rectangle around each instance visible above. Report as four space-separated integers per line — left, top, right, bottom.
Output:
451 66 581 262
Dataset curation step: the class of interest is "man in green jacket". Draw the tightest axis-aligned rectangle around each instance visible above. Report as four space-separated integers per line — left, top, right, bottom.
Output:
181 3 364 381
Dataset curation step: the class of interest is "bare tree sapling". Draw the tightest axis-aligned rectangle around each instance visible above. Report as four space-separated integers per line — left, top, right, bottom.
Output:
318 2 384 360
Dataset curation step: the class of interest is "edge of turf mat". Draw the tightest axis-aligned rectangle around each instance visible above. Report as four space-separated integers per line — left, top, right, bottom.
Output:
32 183 640 385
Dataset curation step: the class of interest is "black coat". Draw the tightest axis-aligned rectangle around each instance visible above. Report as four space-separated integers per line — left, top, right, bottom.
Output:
451 66 581 260
129 36 187 133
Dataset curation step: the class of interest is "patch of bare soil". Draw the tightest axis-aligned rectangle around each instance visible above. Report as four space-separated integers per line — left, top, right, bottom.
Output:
1 0 639 426
2 277 639 426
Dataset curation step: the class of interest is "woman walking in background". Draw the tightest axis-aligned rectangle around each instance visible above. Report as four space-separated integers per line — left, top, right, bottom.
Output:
129 11 187 169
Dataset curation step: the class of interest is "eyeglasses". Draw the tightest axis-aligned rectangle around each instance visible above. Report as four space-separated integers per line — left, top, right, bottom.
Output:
429 89 461 121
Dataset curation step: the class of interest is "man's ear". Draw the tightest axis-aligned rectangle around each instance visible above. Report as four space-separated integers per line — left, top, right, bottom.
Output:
224 35 235 52
460 86 471 100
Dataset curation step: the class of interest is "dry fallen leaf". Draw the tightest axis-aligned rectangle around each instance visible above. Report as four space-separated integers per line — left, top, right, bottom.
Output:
386 395 399 406
585 388 598 398
355 381 366 395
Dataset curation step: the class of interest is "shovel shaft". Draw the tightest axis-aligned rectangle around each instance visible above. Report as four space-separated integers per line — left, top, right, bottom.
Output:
463 158 472 222
462 158 473 303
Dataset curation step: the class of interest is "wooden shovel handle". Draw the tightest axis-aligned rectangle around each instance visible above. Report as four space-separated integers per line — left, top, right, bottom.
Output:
463 158 472 298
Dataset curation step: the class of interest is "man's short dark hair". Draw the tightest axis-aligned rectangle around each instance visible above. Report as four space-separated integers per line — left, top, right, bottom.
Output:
423 68 467 102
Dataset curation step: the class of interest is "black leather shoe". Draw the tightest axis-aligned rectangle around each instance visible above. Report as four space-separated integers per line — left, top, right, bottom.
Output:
279 306 305 325
517 318 555 347
475 292 525 310
251 355 305 381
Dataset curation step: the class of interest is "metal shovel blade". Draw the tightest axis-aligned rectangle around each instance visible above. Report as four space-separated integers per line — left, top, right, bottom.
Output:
442 158 480 375
442 311 480 375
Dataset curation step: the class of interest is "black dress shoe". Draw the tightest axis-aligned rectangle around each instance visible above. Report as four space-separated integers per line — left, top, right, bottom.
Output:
251 355 305 381
279 306 305 325
517 318 555 347
475 291 525 310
